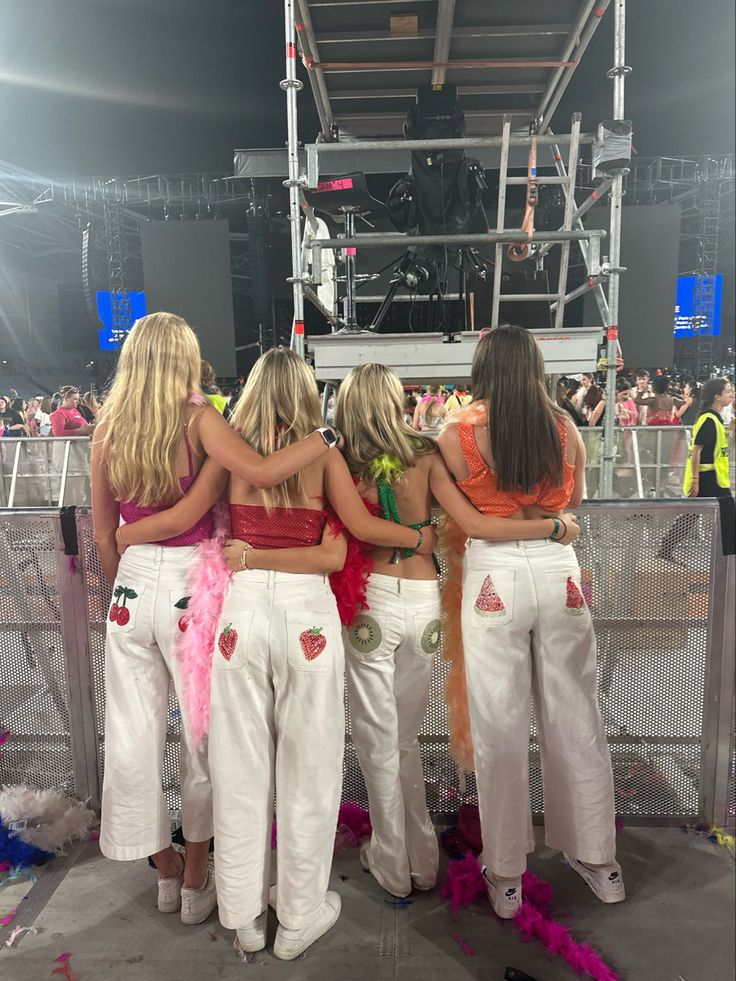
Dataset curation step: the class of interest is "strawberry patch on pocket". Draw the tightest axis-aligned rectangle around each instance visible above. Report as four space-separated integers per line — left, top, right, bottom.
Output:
109 585 138 626
175 595 190 633
300 627 326 661
474 575 506 618
218 623 238 661
565 576 586 615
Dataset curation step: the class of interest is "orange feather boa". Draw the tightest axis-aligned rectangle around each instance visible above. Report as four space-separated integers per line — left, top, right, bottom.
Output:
439 402 489 774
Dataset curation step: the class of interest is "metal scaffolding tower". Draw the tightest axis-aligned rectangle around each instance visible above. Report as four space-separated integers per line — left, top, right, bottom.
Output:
281 0 629 495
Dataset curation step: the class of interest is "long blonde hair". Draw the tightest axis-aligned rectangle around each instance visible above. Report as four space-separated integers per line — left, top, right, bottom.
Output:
334 363 434 482
100 312 202 506
231 346 322 508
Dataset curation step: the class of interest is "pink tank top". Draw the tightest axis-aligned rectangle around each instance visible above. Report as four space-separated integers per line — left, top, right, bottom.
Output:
119 428 214 547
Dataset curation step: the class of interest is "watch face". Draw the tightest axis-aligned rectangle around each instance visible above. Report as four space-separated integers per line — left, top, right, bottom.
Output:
322 429 337 446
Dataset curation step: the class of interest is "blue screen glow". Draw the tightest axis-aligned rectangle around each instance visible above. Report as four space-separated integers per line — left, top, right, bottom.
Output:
673 274 722 338
96 291 147 350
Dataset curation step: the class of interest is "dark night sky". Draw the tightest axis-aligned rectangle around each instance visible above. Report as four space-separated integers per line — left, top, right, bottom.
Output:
0 0 734 179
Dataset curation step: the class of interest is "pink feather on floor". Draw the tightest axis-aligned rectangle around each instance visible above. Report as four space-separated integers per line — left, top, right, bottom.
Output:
440 854 620 981
514 903 621 981
439 853 486 911
336 803 371 846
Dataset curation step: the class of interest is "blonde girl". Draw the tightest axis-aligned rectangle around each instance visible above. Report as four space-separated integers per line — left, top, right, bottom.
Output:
111 347 437 961
91 316 338 926
333 363 580 899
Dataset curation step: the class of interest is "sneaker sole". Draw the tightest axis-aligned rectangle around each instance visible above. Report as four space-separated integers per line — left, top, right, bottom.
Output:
565 856 626 904
273 899 341 961
158 897 182 913
181 905 217 925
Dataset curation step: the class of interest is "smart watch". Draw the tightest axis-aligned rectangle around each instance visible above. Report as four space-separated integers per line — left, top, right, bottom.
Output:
317 427 340 448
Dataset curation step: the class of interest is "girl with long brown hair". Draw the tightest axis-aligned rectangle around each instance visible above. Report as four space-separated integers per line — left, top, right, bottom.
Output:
437 324 623 919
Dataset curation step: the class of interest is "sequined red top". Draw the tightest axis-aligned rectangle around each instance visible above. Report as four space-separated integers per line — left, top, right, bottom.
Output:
456 418 575 517
230 502 327 548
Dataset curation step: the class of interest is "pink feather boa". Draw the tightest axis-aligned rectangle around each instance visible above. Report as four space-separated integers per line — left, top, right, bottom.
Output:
440 855 621 981
175 499 232 748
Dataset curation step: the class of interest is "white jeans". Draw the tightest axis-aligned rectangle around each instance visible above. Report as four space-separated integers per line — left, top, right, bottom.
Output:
100 544 214 861
209 570 345 931
344 574 441 896
462 539 616 877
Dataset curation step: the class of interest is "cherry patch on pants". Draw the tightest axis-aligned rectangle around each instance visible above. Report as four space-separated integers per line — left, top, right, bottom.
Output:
474 576 506 618
175 595 190 633
109 586 138 625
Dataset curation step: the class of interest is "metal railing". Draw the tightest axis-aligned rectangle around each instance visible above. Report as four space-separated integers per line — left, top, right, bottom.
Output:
3 429 733 508
0 437 91 508
581 425 736 499
0 502 733 829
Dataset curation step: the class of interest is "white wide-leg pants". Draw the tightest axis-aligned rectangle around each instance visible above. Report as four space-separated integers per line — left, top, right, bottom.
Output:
462 539 616 878
100 544 214 861
345 574 441 896
209 571 345 931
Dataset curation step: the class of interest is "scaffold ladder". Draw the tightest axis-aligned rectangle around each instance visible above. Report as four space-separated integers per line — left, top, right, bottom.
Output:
490 113 583 329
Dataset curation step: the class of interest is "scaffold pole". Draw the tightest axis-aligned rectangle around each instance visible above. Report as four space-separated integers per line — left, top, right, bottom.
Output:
601 0 630 497
282 0 306 358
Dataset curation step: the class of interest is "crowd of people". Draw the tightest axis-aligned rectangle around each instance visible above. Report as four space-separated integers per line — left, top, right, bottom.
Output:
0 362 239 438
401 368 735 434
89 313 633 963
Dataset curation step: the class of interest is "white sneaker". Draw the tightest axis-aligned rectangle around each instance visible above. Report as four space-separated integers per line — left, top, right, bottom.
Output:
481 866 522 919
564 855 625 903
233 912 268 955
360 842 410 897
273 891 341 961
180 864 218 924
157 850 185 913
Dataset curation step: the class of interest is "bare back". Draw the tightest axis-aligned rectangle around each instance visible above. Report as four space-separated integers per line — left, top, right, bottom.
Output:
356 452 437 580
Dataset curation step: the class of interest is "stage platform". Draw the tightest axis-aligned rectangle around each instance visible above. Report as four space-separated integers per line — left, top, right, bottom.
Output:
310 329 601 384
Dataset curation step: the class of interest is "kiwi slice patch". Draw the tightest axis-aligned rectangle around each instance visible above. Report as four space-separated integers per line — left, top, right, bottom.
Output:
421 618 441 655
348 615 382 654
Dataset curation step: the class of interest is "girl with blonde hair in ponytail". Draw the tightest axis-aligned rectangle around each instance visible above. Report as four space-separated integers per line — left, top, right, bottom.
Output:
92 315 338 927
332 363 580 900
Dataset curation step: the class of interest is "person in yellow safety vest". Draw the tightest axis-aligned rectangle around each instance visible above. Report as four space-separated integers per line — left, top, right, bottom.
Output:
444 386 472 413
683 377 733 498
200 359 231 420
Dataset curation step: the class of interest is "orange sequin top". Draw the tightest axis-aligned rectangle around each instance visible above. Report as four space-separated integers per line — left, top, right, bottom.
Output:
455 418 575 517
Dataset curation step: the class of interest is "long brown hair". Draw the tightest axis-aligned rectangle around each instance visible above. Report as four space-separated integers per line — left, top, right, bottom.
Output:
470 324 564 492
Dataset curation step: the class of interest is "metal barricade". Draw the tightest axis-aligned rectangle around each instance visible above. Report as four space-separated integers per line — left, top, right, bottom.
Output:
3 429 732 507
581 425 736 500
0 437 91 508
0 503 733 828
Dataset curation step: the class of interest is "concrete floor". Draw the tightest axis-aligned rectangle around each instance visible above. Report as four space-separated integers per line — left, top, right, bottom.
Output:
0 828 733 981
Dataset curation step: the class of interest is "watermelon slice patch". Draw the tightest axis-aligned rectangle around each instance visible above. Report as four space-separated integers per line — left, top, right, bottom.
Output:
565 576 586 615
474 575 507 618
